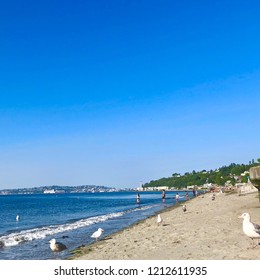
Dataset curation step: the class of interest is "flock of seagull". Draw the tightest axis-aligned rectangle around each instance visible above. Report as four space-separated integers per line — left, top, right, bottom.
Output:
156 204 187 226
156 204 260 249
2 199 260 254
49 227 105 252
48 203 260 253
12 214 105 253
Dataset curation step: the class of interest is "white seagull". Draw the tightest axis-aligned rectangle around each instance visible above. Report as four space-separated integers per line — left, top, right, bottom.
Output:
157 214 163 226
239 212 260 247
16 215 20 221
49 238 67 252
91 228 104 241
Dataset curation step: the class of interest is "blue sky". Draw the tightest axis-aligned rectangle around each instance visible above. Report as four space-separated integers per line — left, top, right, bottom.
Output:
0 0 260 189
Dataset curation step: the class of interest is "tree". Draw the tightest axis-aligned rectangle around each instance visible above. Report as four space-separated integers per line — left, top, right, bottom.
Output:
144 161 258 189
241 176 248 183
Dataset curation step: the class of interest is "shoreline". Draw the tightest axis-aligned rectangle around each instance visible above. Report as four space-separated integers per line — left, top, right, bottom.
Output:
69 191 260 260
68 196 186 258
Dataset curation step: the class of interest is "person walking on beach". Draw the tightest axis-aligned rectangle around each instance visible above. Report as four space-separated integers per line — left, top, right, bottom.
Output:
175 193 179 203
185 191 189 200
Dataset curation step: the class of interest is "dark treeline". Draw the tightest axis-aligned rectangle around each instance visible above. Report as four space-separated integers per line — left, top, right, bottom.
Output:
144 160 260 189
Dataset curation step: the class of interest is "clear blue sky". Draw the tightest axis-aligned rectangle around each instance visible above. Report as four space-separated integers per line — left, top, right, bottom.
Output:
1 0 260 189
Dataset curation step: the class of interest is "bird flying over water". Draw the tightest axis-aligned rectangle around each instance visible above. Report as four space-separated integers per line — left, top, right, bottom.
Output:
239 212 260 247
16 215 20 221
91 228 104 241
49 238 67 252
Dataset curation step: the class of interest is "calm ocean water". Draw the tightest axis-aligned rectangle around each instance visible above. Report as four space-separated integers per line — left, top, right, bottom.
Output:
0 191 191 260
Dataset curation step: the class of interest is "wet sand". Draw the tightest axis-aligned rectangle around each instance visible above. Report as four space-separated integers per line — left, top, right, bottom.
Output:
70 191 260 260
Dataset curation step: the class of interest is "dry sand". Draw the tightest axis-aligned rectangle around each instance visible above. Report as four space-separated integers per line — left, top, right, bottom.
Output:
71 191 260 260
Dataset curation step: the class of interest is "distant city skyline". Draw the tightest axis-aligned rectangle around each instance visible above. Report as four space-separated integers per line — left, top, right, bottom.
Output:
1 1 260 189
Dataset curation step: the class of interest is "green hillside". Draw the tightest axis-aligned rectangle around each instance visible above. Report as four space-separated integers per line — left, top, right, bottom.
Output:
144 159 260 189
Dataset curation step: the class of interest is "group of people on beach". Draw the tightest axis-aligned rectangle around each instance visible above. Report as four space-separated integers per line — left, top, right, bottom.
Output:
174 192 188 203
173 191 190 203
136 190 191 204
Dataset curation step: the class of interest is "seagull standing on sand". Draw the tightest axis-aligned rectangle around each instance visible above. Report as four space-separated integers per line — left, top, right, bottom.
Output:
239 212 260 247
157 214 163 226
49 238 67 252
91 228 104 241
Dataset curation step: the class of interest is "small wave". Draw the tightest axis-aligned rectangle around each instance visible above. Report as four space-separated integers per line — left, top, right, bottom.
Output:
0 205 153 247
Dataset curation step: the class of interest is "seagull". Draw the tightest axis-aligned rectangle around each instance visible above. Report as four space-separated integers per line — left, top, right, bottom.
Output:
16 215 20 221
157 214 163 226
91 228 104 241
49 238 67 252
239 212 260 247
182 205 187 213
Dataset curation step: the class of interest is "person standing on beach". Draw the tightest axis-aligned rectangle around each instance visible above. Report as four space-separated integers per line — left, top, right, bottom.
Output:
136 193 140 204
175 193 179 203
162 190 166 199
185 191 189 200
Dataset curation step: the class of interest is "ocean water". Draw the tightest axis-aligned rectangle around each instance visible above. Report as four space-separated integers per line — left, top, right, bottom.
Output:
0 191 191 260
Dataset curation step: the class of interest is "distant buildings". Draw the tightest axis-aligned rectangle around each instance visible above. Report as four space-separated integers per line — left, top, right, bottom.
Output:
136 186 171 191
0 185 118 195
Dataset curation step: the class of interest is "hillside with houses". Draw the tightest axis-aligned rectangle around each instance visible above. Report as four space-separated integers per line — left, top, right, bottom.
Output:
142 159 260 193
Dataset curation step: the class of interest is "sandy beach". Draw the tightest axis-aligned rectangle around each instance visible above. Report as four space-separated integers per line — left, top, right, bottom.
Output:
71 191 260 260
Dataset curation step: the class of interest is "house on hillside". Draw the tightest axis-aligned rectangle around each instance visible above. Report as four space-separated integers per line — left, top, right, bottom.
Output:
156 186 169 191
